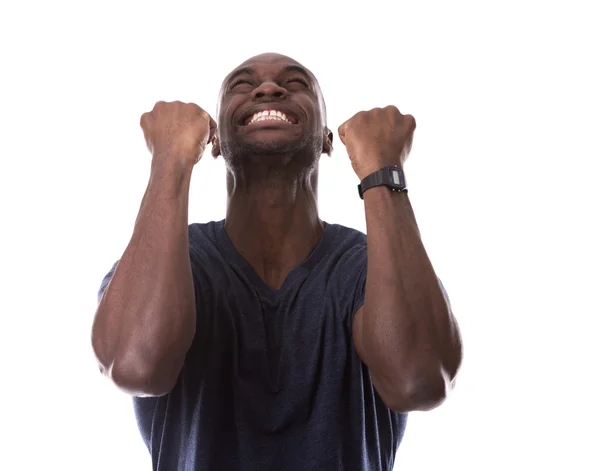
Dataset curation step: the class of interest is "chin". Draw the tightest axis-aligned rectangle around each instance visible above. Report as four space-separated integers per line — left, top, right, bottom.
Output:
221 135 321 167
246 139 304 155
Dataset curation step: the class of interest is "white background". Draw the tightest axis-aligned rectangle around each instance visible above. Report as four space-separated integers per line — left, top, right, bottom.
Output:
1 0 598 469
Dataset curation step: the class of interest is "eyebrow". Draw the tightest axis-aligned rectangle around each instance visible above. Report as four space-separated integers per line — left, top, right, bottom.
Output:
227 67 254 84
281 65 312 80
226 65 313 85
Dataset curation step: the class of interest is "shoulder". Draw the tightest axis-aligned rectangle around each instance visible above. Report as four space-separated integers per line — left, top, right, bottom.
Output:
317 221 367 283
188 220 221 247
187 220 228 261
312 223 368 322
187 219 253 295
323 221 367 262
325 221 366 249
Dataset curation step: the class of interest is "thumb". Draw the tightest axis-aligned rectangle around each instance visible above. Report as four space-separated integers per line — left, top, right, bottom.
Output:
337 122 347 146
208 116 217 144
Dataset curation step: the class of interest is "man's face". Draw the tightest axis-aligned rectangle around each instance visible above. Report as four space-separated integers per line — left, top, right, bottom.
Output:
215 53 331 164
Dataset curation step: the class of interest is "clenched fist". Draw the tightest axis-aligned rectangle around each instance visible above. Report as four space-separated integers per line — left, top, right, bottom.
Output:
338 106 416 180
140 101 217 167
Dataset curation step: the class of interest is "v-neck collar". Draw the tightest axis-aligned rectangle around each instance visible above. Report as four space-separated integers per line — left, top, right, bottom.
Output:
214 219 335 300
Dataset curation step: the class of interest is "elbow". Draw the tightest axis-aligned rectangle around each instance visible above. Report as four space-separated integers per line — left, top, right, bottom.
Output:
376 371 450 413
91 330 114 376
109 356 179 397
92 334 180 396
91 312 193 397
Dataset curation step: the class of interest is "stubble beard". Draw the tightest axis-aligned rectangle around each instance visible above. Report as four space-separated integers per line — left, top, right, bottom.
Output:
220 133 323 171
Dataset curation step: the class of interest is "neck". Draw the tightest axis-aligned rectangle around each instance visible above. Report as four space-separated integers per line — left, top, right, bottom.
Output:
224 164 322 290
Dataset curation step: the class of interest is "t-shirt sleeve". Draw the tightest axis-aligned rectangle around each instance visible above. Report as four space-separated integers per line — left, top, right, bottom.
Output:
97 260 119 303
345 244 367 319
351 247 368 317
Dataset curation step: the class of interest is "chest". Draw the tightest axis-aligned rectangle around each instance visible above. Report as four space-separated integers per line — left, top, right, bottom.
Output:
190 269 357 394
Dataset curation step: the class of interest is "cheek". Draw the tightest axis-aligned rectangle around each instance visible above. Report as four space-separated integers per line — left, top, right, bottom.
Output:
217 104 236 134
305 98 324 125
221 98 246 127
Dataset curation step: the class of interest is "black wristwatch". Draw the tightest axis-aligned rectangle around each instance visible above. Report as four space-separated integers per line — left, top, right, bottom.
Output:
358 166 407 199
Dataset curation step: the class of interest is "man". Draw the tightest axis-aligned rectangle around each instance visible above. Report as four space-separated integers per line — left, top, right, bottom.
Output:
92 52 463 471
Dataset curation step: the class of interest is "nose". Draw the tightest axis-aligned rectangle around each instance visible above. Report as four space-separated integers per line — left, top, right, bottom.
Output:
252 81 287 100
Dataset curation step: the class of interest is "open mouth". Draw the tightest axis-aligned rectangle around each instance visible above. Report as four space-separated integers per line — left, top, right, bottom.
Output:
242 109 299 126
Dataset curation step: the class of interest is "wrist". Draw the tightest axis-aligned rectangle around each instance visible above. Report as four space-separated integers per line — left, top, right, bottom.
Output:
150 154 195 177
149 158 194 195
357 165 406 199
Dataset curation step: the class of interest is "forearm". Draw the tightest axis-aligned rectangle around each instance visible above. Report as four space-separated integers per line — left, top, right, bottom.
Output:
360 187 462 406
92 162 196 396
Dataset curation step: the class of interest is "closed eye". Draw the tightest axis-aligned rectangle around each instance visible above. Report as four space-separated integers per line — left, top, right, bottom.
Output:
287 77 309 87
230 79 253 90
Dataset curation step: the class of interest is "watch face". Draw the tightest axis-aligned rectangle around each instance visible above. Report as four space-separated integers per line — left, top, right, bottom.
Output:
391 169 402 185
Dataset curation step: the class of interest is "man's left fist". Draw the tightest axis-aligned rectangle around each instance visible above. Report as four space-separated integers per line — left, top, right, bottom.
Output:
338 106 416 180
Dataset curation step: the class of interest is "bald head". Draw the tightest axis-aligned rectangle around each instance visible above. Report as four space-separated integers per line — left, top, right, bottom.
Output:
217 53 327 126
213 52 333 165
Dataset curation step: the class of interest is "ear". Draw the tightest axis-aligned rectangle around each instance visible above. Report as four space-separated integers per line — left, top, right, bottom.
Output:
211 134 221 158
322 127 333 156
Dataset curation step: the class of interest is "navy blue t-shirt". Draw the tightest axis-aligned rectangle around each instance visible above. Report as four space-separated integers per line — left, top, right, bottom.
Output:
98 220 408 470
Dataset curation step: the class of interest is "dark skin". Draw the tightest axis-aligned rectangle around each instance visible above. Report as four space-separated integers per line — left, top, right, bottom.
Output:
92 52 462 411
212 54 333 290
338 106 463 411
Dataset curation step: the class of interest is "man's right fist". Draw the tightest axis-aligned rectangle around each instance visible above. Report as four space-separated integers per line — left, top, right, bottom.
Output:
140 101 217 166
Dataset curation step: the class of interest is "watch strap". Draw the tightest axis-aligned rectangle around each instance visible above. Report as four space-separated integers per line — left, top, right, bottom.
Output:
358 166 407 199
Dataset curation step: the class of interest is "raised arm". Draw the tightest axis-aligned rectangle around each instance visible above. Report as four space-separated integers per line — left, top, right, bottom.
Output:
339 106 463 413
91 101 216 397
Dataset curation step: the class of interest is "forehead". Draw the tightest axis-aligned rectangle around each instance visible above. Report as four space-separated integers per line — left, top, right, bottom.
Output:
223 53 316 83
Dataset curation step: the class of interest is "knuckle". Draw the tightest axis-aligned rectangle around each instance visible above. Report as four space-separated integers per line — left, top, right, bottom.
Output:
387 105 401 116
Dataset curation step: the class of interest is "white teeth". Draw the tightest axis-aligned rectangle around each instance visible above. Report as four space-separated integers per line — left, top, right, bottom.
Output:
248 110 292 125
